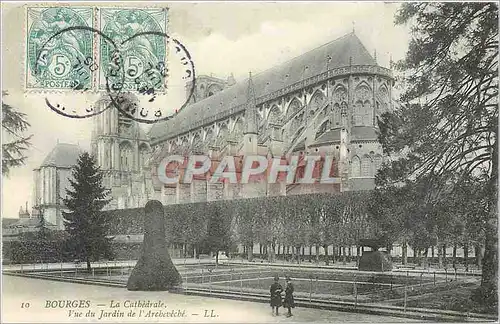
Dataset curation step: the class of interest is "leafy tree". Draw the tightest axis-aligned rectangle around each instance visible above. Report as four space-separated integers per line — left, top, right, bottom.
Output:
2 91 32 176
205 201 231 265
379 3 497 304
62 152 113 272
234 197 257 261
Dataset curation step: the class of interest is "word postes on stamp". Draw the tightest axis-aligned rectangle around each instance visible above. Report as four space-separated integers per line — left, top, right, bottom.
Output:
26 7 95 91
99 8 169 93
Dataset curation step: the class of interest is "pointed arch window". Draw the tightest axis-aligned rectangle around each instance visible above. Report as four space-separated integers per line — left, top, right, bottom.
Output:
268 105 282 126
373 155 382 172
119 142 133 171
351 156 361 177
287 98 302 119
315 120 330 139
138 144 150 170
361 155 372 176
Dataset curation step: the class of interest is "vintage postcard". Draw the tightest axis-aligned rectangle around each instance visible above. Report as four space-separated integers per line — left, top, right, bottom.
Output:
2 1 498 323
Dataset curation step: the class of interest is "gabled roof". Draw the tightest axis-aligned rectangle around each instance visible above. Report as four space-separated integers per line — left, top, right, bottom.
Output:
149 32 377 142
40 143 81 168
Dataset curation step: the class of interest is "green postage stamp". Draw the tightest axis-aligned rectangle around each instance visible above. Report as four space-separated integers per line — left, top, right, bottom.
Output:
25 7 95 91
25 6 168 92
99 8 169 93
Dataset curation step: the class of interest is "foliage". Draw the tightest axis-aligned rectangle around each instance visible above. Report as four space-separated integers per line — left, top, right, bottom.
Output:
100 192 372 262
205 201 232 264
5 230 71 264
62 152 113 271
378 2 498 304
2 91 32 176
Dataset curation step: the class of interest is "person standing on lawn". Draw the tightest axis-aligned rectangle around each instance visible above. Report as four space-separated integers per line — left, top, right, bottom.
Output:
283 276 295 317
269 275 283 315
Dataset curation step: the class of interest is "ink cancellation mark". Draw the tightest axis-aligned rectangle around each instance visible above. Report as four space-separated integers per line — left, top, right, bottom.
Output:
106 33 196 124
99 8 169 93
26 7 95 91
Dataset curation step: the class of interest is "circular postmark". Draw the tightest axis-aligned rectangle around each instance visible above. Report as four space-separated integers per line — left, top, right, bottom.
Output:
34 24 195 124
34 26 125 118
106 31 196 124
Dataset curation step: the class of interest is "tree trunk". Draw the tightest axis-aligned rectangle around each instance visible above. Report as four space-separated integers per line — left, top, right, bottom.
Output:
423 248 429 269
247 242 253 262
324 244 329 265
452 243 457 269
193 245 197 259
86 258 91 273
481 217 498 301
402 240 408 265
215 249 219 265
296 246 301 264
315 244 320 263
475 243 483 268
268 243 275 262
438 244 443 268
464 242 469 272
342 246 346 265
443 244 447 268
332 246 336 264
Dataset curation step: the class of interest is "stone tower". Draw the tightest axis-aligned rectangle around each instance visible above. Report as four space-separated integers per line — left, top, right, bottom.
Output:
90 94 151 209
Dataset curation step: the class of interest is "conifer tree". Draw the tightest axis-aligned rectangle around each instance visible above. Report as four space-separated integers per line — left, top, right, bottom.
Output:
62 152 112 272
378 3 497 305
2 91 32 176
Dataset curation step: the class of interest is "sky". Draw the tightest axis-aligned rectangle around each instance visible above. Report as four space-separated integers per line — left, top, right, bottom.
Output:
1 1 410 219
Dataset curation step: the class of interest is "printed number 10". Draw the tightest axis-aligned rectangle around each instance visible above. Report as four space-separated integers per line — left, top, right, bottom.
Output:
21 302 30 308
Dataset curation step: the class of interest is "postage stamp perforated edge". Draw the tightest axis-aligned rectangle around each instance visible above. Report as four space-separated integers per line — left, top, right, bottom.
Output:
97 6 170 94
23 4 96 94
22 4 170 95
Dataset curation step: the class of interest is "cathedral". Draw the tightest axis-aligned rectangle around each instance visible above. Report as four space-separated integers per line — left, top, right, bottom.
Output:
28 32 393 230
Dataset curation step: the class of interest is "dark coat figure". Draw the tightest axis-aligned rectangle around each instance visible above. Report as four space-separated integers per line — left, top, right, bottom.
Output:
270 282 283 307
283 277 295 317
269 276 283 315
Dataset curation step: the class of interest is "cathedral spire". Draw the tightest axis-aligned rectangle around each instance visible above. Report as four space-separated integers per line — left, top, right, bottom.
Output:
244 72 258 135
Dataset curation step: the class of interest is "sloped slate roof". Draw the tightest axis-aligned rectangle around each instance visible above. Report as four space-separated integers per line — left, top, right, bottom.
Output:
149 33 376 142
311 129 341 146
40 143 81 168
351 126 377 141
292 139 306 152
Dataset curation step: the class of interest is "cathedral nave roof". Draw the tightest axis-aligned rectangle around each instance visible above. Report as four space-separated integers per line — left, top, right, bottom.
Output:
149 32 377 143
